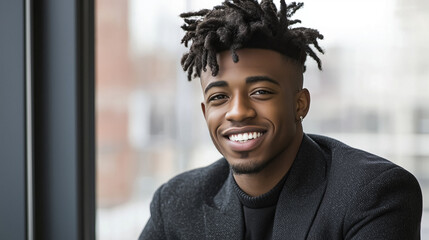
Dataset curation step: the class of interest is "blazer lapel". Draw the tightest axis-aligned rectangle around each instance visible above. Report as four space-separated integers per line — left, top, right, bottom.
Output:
203 172 244 240
272 134 329 240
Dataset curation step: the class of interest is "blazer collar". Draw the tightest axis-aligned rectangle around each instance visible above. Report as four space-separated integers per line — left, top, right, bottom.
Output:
203 134 328 240
272 134 328 239
203 171 244 239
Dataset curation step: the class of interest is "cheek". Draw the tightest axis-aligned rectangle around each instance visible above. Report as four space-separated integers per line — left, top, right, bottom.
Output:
257 98 294 120
205 108 224 134
204 108 226 153
258 101 296 134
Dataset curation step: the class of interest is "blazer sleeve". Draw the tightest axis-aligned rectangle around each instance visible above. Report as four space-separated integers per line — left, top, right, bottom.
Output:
138 185 167 240
343 166 422 240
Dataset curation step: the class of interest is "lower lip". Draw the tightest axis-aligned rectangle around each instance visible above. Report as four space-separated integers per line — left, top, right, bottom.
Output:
226 134 265 152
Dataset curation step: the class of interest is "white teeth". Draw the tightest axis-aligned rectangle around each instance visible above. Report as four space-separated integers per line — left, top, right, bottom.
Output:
228 132 264 142
243 133 249 140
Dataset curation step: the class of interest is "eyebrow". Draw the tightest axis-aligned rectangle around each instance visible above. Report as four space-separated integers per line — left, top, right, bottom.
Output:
204 76 279 94
204 81 228 94
246 76 280 85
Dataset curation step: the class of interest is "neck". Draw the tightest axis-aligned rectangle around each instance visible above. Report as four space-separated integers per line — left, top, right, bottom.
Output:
233 130 303 197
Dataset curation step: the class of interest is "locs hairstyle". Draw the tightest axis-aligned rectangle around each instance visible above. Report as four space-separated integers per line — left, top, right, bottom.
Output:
180 0 324 81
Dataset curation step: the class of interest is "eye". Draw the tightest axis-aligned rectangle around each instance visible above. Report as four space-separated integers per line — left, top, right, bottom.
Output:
208 94 228 102
250 89 275 100
252 89 273 95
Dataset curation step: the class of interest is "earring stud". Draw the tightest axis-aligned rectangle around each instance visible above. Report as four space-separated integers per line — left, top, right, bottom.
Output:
300 116 303 122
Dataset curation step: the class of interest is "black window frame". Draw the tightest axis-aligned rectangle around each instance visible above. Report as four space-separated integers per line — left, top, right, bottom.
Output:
0 0 95 239
0 0 27 238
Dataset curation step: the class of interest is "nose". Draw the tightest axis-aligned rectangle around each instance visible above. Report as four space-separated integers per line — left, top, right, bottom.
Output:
225 94 256 122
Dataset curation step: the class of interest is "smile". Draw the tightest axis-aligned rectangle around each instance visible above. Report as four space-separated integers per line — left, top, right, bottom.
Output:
228 132 264 142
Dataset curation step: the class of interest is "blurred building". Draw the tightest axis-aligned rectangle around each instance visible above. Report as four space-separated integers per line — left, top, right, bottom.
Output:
95 0 429 239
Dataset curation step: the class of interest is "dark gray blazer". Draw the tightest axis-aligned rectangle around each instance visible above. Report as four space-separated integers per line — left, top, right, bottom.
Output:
139 134 422 239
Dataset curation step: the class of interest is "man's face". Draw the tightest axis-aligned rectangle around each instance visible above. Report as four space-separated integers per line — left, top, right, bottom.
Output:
200 49 305 174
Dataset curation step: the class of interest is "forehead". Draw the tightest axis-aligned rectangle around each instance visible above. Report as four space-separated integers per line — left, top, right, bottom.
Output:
200 48 302 89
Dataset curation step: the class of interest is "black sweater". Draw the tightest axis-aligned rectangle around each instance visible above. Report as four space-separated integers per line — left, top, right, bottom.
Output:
233 172 289 240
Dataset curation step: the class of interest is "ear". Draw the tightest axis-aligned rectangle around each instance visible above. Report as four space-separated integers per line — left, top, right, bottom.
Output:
201 102 206 119
295 88 310 121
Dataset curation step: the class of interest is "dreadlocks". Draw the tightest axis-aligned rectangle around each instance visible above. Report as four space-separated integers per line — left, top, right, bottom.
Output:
180 0 324 81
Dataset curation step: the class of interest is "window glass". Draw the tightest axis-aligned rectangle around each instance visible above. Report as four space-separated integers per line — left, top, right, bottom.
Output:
96 0 429 238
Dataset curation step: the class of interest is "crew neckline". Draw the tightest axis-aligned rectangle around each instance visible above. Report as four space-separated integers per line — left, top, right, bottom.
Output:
232 171 289 209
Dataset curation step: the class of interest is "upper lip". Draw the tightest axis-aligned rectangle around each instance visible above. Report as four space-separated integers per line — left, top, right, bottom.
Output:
221 126 267 137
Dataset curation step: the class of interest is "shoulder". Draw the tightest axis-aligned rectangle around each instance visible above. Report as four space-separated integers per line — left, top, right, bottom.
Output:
141 159 230 239
156 158 230 207
307 133 421 203
308 133 416 181
307 134 422 238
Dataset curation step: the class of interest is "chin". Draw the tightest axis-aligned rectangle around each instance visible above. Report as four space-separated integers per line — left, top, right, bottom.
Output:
229 157 272 175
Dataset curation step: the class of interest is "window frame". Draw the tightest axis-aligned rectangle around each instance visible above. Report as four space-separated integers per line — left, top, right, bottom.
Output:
0 0 95 239
0 0 27 238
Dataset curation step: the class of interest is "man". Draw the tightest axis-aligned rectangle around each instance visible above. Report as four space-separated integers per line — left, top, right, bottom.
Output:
139 0 422 239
